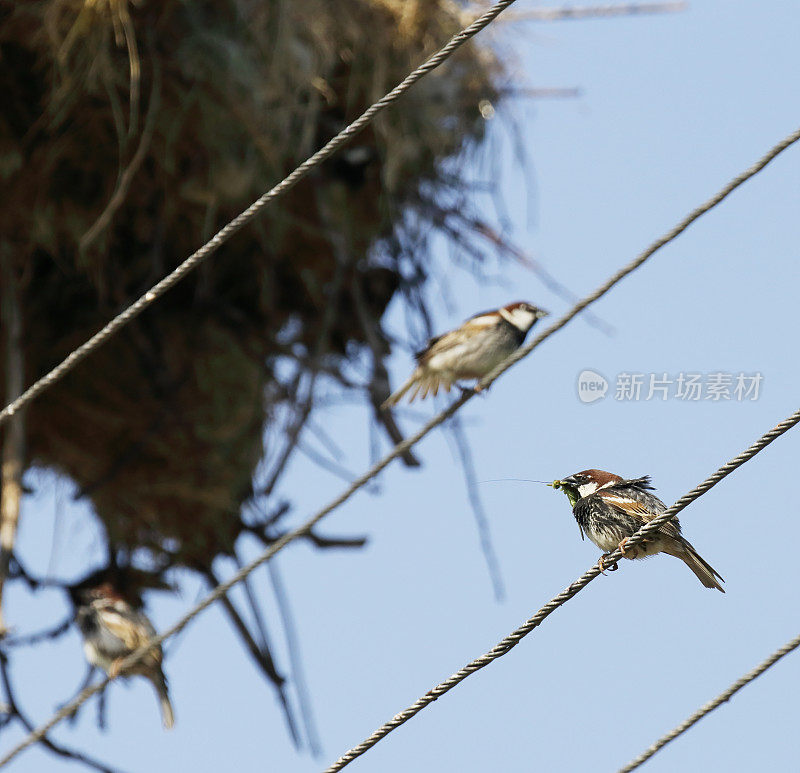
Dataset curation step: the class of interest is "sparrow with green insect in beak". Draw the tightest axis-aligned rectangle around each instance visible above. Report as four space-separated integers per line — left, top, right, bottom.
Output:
552 469 724 592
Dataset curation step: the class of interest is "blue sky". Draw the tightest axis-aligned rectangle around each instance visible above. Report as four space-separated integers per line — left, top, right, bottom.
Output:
5 2 800 771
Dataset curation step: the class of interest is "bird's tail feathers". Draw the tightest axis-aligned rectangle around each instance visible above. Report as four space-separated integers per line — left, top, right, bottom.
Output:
382 370 452 407
382 371 421 408
150 672 175 730
418 374 438 400
674 541 725 593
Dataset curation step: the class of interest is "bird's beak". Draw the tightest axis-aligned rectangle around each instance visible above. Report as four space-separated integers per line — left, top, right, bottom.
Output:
537 309 550 319
549 480 561 489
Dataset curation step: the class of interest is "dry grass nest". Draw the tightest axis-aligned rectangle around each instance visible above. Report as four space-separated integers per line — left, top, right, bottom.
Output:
0 0 502 568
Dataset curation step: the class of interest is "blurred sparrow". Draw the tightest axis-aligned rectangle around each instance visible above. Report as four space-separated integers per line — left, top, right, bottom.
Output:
72 583 175 728
552 469 724 592
382 301 548 406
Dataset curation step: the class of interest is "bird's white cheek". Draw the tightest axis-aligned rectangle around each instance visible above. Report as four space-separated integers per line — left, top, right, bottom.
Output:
513 310 536 329
501 308 535 330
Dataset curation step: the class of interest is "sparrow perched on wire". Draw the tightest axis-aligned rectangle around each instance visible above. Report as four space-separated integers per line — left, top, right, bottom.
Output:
71 583 175 728
382 301 548 407
552 469 724 592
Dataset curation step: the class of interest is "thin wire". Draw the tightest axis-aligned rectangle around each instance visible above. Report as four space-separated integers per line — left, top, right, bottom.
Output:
323 407 800 772
477 125 800 389
506 1 687 21
618 630 800 772
2 125 798 770
478 478 551 484
0 0 523 430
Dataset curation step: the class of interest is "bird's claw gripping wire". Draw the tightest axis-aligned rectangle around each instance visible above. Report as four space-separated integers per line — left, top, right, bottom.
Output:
598 554 619 574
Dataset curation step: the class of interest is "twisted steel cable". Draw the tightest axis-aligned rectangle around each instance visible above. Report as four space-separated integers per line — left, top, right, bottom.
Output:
0 0 522 429
2 123 798 769
618 630 800 772
323 407 800 771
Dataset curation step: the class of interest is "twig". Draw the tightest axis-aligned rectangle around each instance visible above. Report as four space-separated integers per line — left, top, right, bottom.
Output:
261 240 350 498
430 203 614 335
303 418 347 464
303 531 368 550
239 515 367 552
295 440 361 485
350 272 421 467
268 560 322 757
2 617 72 648
199 566 301 749
503 2 687 22
55 666 100 728
236 567 270 656
446 415 505 601
79 51 160 252
497 86 582 99
232 555 310 748
0 652 121 773
0 250 25 637
5 553 48 591
260 376 316 498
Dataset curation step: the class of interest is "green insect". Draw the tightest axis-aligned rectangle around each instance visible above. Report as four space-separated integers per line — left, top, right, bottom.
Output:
551 479 580 508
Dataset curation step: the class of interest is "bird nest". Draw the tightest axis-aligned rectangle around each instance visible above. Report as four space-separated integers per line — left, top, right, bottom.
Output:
0 0 501 567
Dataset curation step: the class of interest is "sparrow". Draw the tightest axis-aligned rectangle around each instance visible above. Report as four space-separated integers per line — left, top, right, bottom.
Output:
552 469 724 592
382 301 548 407
71 583 175 728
